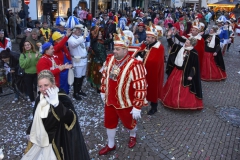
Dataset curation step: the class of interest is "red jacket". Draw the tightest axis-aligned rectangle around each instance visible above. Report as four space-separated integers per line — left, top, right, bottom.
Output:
174 22 185 36
101 54 147 109
53 36 71 63
37 54 62 87
140 41 165 103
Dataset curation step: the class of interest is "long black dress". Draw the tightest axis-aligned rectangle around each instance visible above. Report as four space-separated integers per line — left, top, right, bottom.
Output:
26 90 90 160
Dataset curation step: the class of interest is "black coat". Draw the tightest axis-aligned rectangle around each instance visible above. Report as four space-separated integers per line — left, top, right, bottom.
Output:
202 34 226 71
167 38 203 99
27 91 90 160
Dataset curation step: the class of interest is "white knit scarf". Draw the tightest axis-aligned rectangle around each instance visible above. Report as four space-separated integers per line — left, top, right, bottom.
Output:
175 45 193 67
30 87 59 147
208 33 216 48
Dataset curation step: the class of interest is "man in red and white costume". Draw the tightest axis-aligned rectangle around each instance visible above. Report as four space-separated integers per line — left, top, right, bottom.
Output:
99 30 147 155
37 29 72 87
173 17 185 36
134 23 165 115
193 15 205 32
174 24 205 71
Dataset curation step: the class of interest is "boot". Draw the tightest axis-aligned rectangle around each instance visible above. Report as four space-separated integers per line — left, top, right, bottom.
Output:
0 87 2 94
147 102 158 115
73 78 82 100
78 76 87 97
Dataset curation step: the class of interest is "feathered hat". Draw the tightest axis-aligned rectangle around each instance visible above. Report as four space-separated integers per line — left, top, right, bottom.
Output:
113 28 130 48
146 22 158 38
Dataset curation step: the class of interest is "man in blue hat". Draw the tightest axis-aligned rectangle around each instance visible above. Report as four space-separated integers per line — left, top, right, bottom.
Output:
37 29 72 88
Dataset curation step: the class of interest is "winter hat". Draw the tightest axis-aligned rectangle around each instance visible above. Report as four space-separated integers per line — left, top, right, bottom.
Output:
41 42 52 54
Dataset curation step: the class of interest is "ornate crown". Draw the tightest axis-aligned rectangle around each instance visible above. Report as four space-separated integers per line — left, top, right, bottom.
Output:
146 22 158 38
113 28 130 48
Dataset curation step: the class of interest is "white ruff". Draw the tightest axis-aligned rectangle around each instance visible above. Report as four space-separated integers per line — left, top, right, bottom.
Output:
30 87 59 147
174 45 193 67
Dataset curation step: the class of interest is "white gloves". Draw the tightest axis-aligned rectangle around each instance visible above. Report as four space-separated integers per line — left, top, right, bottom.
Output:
84 27 88 38
45 88 59 107
100 92 105 103
130 107 141 120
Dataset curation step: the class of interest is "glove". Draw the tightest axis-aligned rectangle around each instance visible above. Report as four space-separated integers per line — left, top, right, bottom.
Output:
84 27 88 38
130 107 141 120
100 92 105 103
45 88 59 107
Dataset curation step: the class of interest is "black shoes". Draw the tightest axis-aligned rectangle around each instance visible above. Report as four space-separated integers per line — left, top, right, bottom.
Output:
79 90 87 97
73 93 82 100
147 108 157 115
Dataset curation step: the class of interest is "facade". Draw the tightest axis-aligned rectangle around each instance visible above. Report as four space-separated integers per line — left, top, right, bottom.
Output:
4 0 218 22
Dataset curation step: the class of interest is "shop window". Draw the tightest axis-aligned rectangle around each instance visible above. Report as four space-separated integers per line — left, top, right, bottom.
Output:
37 0 70 20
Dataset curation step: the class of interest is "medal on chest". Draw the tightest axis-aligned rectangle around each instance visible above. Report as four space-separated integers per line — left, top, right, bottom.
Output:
109 64 120 81
109 56 129 81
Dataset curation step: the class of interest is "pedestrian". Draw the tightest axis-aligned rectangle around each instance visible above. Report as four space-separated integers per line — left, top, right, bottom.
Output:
161 29 203 110
19 28 32 53
88 27 112 93
68 24 88 100
26 28 45 52
18 7 26 27
174 24 205 72
0 48 20 103
52 31 72 94
26 17 34 29
19 41 41 107
22 70 90 160
36 41 72 88
136 23 165 115
0 29 12 53
201 25 227 81
40 22 52 42
98 31 147 155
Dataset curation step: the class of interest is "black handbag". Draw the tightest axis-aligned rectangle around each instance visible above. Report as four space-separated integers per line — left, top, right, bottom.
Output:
17 54 26 77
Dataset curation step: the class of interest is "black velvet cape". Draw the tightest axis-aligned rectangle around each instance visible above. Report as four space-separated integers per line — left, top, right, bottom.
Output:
27 90 90 160
166 38 203 99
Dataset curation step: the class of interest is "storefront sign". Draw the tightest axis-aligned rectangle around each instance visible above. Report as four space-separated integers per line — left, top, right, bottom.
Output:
24 0 30 5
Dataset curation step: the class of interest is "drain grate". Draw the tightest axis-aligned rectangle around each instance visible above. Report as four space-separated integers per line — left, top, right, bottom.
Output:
216 106 240 127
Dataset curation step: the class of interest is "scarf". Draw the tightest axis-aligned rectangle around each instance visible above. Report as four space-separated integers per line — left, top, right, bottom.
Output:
174 45 193 67
188 33 202 40
209 33 216 48
30 87 59 147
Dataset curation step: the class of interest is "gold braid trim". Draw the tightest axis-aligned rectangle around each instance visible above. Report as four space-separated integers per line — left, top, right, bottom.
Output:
61 147 65 160
24 141 33 154
51 107 60 121
64 109 76 131
52 139 62 160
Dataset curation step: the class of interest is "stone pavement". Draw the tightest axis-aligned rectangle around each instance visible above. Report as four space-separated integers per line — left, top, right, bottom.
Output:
0 33 240 160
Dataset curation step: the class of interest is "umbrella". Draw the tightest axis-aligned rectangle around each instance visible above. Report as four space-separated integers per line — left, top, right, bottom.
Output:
65 16 80 29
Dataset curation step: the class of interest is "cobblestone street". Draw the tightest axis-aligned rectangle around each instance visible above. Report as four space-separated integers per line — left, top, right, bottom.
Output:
0 33 240 160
